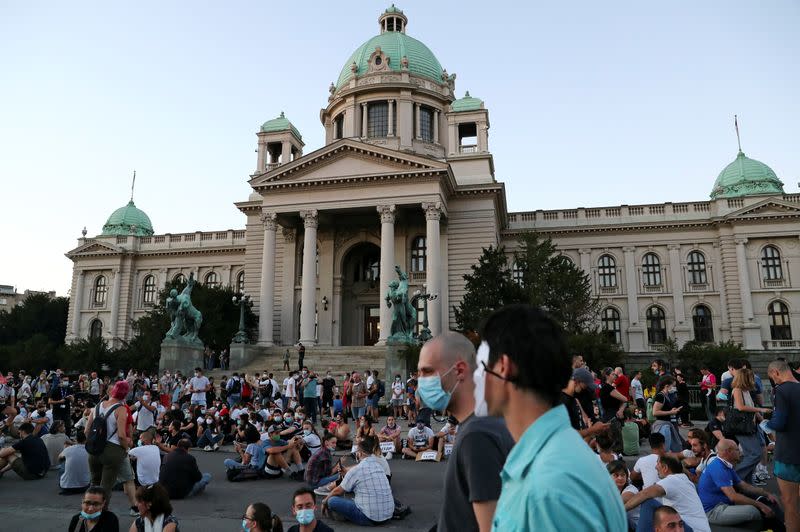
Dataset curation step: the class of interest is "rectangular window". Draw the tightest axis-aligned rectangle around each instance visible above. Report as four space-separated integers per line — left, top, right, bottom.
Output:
367 102 388 138
419 107 433 142
334 114 344 139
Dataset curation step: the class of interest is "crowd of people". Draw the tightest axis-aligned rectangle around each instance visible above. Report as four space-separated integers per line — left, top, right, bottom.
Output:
1 303 799 531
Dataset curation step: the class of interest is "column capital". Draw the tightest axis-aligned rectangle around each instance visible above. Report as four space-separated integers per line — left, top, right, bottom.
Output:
422 202 443 221
377 204 396 224
260 211 278 231
667 244 681 251
388 99 395 104
282 227 296 242
578 248 592 255
300 209 319 229
415 102 421 108
735 237 748 246
622 246 636 254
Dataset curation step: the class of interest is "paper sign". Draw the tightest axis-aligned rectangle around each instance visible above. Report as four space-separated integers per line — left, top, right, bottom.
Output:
417 450 439 461
380 441 396 454
444 443 453 457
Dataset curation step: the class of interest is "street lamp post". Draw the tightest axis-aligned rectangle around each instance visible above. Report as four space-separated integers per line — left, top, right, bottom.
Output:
231 293 252 344
412 284 438 344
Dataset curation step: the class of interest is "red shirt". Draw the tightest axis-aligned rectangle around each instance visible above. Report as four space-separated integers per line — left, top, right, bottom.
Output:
614 374 631 400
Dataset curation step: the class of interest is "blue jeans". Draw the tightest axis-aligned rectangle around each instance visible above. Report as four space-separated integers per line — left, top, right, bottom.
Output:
735 433 762 484
227 394 241 408
314 473 339 488
187 472 212 497
637 499 695 532
327 496 377 526
224 459 251 470
351 406 365 420
197 429 223 448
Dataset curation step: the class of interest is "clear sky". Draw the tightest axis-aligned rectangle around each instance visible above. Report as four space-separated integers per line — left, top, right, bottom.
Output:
1 1 798 296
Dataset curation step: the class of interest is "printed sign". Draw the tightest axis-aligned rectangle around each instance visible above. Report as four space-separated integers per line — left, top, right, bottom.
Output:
444 443 454 457
380 441 396 454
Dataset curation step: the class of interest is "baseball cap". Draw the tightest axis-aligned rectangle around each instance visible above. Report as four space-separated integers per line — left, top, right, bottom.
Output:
572 368 596 391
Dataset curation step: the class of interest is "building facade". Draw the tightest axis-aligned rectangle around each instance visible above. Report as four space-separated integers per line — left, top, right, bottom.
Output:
65 6 799 356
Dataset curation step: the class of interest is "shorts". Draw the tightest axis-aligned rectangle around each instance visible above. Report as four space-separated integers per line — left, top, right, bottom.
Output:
263 464 283 479
391 399 404 407
369 397 379 408
774 460 800 483
116 456 135 483
12 458 44 480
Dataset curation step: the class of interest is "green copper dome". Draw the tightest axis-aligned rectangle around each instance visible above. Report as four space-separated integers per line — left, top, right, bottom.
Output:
101 200 154 237
335 31 444 90
710 151 784 199
260 111 302 141
451 91 483 112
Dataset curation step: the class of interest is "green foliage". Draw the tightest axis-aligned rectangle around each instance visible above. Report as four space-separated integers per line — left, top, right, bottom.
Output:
0 293 69 346
567 330 624 372
677 340 744 381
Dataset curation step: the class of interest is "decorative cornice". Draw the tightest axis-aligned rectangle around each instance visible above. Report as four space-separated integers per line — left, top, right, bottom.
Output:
377 204 396 224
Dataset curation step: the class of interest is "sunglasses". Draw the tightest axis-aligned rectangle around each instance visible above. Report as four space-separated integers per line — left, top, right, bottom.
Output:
82 500 103 507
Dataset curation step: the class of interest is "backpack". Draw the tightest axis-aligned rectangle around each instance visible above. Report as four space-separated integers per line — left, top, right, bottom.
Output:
86 402 122 456
377 379 385 399
646 397 655 423
230 379 242 395
242 382 252 400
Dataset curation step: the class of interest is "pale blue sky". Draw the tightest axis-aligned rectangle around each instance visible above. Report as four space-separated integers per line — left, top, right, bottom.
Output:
1 1 798 295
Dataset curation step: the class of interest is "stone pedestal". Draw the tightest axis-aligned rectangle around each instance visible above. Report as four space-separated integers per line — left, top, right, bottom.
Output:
385 344 410 382
229 343 261 370
160 339 205 375
742 323 763 350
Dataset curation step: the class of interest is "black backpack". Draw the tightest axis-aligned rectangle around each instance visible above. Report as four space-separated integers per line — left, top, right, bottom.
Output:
86 403 122 456
377 380 385 398
230 379 242 394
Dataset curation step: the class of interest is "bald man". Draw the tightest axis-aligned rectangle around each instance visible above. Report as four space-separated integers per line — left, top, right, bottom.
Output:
417 332 513 532
653 505 685 532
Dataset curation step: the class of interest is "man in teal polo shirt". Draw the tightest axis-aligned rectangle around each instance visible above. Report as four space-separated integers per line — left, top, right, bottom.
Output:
477 304 627 532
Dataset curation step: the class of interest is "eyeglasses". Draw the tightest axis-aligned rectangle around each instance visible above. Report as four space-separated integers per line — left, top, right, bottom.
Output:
82 500 103 507
480 361 510 382
241 515 255 521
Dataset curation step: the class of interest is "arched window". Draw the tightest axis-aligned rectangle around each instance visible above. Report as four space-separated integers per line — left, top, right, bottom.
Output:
692 305 714 342
205 271 219 288
93 276 107 307
89 319 103 339
511 262 524 286
642 253 662 287
646 306 667 345
601 307 621 344
687 251 707 285
768 301 792 340
598 255 617 288
173 273 186 285
142 275 157 306
236 271 245 294
411 236 426 272
761 245 783 280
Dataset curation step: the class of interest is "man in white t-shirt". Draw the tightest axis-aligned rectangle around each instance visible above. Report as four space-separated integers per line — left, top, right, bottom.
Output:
632 433 669 488
134 392 159 434
390 375 404 418
58 431 91 494
402 421 435 459
624 454 711 532
189 367 211 406
285 373 297 408
127 431 161 487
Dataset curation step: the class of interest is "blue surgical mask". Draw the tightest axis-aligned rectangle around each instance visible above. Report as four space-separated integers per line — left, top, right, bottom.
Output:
80 510 102 520
417 365 457 411
296 508 315 525
303 429 311 436
241 519 249 530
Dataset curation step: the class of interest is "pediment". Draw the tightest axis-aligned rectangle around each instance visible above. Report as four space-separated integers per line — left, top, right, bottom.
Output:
250 139 448 189
726 198 800 220
65 240 123 258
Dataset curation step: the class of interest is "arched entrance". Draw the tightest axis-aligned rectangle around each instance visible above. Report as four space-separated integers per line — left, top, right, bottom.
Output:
340 242 381 345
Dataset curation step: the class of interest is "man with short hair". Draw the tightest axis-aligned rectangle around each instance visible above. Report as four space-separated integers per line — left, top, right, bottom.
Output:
159 438 211 498
349 372 367 420
189 367 211 407
402 421 435 460
614 366 630 402
298 342 306 372
288 487 334 532
127 431 161 487
766 358 800 531
684 431 717 483
29 400 52 437
478 304 626 531
624 454 711 532
418 332 515 532
57 430 90 494
41 419 71 469
697 438 783 528
653 506 685 532
0 422 49 480
226 372 243 408
562 368 609 438
632 433 671 488
134 389 158 436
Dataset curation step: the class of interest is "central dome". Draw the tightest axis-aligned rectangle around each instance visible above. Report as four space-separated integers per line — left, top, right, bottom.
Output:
710 151 784 199
335 7 444 90
101 200 154 237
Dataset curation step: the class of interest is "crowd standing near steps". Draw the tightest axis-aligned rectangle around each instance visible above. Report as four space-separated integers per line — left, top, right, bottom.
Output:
2 309 800 530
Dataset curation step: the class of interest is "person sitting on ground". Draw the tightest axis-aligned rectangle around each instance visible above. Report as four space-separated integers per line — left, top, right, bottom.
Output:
225 433 266 478
697 438 784 530
29 400 52 437
130 483 179 532
378 415 402 455
632 433 670 489
624 454 711 532
704 407 725 450
652 505 686 532
621 409 641 456
607 460 641 531
651 376 685 453
241 502 283 532
68 485 120 532
280 409 303 439
0 421 49 480
305 432 341 489
594 430 620 464
402 420 435 460
127 431 161 488
321 438 394 526
683 431 717 483
263 425 304 480
298 420 322 462
354 415 376 447
288 487 334 532
155 420 190 454
236 413 261 445
41 419 71 470
325 412 351 448
196 412 224 451
59 430 91 495
437 422 458 459
159 438 211 499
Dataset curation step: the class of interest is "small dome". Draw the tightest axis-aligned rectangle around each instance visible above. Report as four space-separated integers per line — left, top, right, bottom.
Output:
248 191 262 201
710 151 784 199
384 3 403 14
101 200 154 237
260 111 302 141
451 91 483 112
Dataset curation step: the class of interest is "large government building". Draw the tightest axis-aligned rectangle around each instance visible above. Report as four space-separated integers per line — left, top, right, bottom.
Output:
65 6 800 357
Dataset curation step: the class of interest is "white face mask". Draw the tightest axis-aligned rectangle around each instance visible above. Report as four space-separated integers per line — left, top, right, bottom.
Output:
473 341 490 417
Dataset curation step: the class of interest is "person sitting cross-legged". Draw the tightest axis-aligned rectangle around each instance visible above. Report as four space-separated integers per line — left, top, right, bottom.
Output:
624 454 710 532
305 432 341 491
377 416 401 457
263 424 304 479
697 438 784 530
402 421 434 460
0 421 49 480
321 438 394 526
58 430 91 495
225 432 266 480
159 438 212 499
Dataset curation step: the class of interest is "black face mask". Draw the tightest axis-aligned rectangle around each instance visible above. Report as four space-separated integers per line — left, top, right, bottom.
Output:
37 410 46 415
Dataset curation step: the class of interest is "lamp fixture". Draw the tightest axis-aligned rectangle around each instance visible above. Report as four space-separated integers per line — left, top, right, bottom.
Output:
322 295 329 311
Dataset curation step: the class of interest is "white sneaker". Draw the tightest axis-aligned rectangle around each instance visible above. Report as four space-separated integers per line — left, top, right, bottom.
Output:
212 442 220 451
203 445 212 451
385 452 393 460
314 486 332 496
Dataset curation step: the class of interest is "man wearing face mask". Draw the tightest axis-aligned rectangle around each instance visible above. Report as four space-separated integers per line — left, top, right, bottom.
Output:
288 487 334 532
478 304 626 532
416 331 513 532
49 375 74 434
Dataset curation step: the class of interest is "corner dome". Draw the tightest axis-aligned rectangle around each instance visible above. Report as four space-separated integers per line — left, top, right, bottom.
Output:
451 91 483 112
260 111 302 141
101 200 154 237
335 7 444 90
710 151 784 199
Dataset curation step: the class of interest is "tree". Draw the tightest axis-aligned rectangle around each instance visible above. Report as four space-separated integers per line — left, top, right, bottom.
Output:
0 293 69 346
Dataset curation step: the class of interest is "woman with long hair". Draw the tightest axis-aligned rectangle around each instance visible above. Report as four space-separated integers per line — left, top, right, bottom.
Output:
730 367 771 484
130 483 179 532
241 502 283 532
607 460 640 531
651 376 684 452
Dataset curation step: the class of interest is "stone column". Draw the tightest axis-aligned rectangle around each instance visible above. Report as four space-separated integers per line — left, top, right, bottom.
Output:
259 212 277 346
72 270 85 337
578 249 591 279
281 141 292 164
735 238 763 349
256 140 266 172
433 109 440 144
361 103 368 138
668 244 691 345
299 210 319 345
623 247 645 351
415 103 421 140
387 100 394 137
377 205 396 344
423 202 443 335
110 269 122 338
